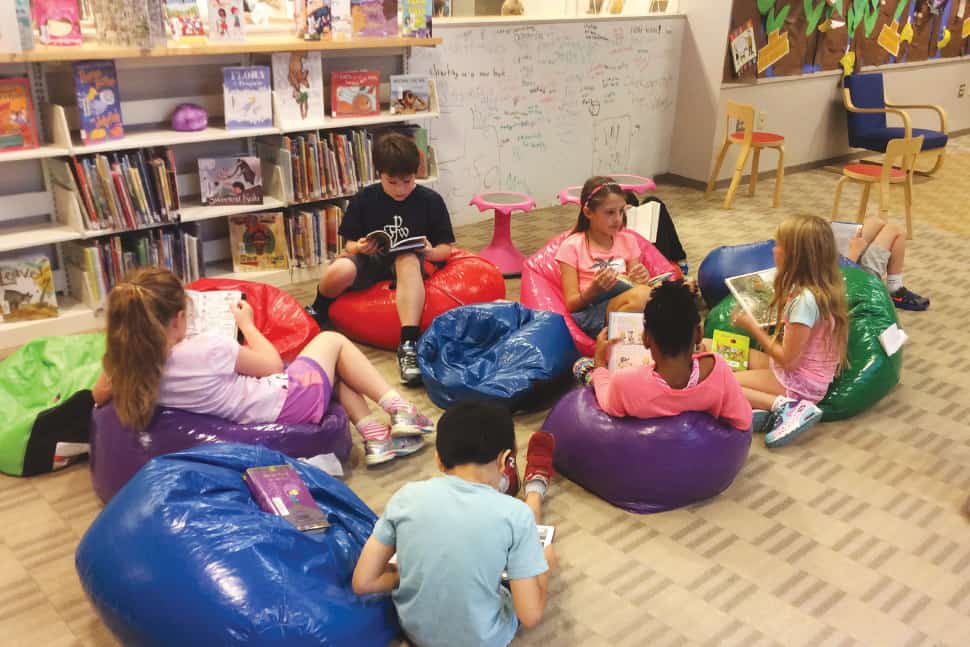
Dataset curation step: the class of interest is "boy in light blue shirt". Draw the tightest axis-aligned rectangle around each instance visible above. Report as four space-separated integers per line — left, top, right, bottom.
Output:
352 401 557 647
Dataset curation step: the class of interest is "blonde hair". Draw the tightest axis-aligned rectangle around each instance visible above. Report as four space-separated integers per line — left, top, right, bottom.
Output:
103 267 186 431
771 214 849 368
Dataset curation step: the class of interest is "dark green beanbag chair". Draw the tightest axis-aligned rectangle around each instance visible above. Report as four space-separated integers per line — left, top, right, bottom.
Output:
0 334 105 476
704 267 902 421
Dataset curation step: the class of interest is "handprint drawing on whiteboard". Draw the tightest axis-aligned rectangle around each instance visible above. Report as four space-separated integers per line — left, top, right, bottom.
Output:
592 115 632 174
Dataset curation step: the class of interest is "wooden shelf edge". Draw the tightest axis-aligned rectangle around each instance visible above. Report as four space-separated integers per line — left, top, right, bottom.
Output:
0 298 101 353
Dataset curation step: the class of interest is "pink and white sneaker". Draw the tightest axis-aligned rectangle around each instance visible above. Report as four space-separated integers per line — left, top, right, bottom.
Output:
390 405 435 438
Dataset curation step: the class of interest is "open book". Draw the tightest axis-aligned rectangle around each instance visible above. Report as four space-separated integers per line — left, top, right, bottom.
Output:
366 230 427 256
185 289 243 340
625 201 661 242
831 221 862 259
607 311 652 371
724 268 777 328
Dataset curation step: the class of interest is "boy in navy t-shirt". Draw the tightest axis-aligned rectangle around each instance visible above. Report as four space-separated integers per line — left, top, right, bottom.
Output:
307 133 455 384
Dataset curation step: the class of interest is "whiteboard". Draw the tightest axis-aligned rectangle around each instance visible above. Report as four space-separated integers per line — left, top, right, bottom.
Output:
410 17 685 225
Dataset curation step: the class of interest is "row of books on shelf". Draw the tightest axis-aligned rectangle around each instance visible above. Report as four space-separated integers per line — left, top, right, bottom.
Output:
228 205 343 273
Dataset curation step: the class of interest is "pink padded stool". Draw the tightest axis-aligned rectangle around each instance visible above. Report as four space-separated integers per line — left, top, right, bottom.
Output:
469 191 536 276
558 174 657 205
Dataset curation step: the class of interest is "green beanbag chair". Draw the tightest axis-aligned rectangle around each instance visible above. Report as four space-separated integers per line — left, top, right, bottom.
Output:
0 333 105 476
704 267 901 421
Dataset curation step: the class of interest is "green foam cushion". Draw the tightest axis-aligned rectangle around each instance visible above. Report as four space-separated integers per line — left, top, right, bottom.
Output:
704 267 901 421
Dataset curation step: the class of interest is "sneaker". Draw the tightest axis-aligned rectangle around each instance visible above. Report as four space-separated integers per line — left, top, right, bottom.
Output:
764 400 823 448
751 409 775 434
500 453 520 497
524 432 556 486
305 304 328 330
892 287 929 311
364 436 425 467
390 405 435 438
397 341 422 385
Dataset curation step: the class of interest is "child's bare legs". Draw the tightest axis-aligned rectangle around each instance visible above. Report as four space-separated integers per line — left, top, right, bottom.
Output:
298 331 393 409
318 257 359 298
393 253 425 328
606 284 651 316
861 218 906 275
733 348 786 410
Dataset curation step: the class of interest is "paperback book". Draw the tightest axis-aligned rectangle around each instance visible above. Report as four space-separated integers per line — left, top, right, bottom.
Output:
185 289 242 339
164 0 206 41
351 0 397 37
223 66 273 129
271 51 325 126
73 60 125 145
90 0 168 47
304 0 332 39
228 212 290 271
34 0 82 45
331 0 351 38
711 329 750 371
207 0 245 41
831 220 862 259
725 267 777 328
365 228 426 255
0 257 59 323
606 311 652 372
198 156 263 206
330 70 380 118
244 464 330 532
625 201 661 243
389 75 431 114
400 0 431 37
0 78 39 151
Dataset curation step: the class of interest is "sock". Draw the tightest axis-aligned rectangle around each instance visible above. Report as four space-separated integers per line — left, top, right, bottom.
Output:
355 414 390 443
772 396 794 413
400 326 420 345
378 389 410 414
524 478 548 499
311 290 334 318
887 274 903 293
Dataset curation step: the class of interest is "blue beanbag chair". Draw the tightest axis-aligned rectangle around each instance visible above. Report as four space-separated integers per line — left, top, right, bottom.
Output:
417 302 580 411
76 443 398 647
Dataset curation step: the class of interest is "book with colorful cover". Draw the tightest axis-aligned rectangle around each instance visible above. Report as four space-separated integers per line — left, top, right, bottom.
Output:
207 0 245 41
0 257 59 323
90 0 167 47
606 311 652 372
0 78 38 151
34 0 82 45
244 464 330 532
228 212 289 271
331 0 351 38
389 74 430 114
712 329 750 371
400 0 431 37
304 0 332 39
164 0 206 42
271 51 325 126
198 156 263 206
725 267 777 328
351 0 397 37
330 70 379 118
73 60 124 145
223 66 272 129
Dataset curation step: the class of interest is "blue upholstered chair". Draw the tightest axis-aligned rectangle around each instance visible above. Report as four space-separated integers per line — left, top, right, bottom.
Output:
843 73 947 174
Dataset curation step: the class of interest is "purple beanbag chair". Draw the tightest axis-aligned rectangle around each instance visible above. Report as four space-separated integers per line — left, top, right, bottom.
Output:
520 230 681 356
90 402 351 503
543 388 751 513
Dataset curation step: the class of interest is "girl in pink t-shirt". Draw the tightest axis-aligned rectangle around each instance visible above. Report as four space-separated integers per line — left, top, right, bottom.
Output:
588 280 752 432
92 267 432 467
555 176 656 338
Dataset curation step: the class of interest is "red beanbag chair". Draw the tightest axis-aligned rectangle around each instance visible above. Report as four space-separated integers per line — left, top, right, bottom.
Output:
187 278 318 363
520 230 680 356
329 249 506 350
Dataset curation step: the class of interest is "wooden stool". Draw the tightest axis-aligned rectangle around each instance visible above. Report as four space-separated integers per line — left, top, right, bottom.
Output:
558 174 657 205
706 101 785 209
469 191 536 276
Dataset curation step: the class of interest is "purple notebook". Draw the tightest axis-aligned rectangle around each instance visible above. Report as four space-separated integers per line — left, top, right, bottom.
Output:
244 465 330 532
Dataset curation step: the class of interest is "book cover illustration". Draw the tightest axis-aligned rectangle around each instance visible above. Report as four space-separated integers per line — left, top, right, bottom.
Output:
331 0 351 38
198 156 263 206
228 212 289 271
272 51 325 125
400 0 431 37
331 70 380 118
389 75 430 114
208 0 245 41
165 0 205 41
0 78 39 151
607 311 652 372
73 60 124 145
730 19 757 76
711 329 750 371
34 0 82 45
351 0 397 37
90 0 167 47
305 0 332 39
0 257 59 322
223 66 273 129
244 464 330 532
725 267 777 328
185 289 242 339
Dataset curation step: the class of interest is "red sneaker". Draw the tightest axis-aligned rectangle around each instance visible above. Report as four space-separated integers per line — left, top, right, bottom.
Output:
500 453 520 497
524 432 556 485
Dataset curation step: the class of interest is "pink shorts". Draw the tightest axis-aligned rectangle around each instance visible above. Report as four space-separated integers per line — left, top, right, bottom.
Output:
770 358 830 403
276 357 332 425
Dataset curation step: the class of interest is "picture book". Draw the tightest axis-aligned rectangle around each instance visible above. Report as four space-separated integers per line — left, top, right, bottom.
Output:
389 75 430 114
365 227 426 255
73 60 124 145
400 0 431 37
0 257 59 323
304 0 332 39
271 52 325 126
725 267 777 328
330 70 379 118
331 0 351 38
228 212 289 271
625 201 661 242
185 289 242 339
198 156 263 206
350 0 397 37
34 0 82 45
244 465 330 532
606 311 652 372
0 78 39 151
90 0 167 47
207 0 245 41
164 0 205 41
729 19 757 76
711 329 750 371
831 220 862 260
223 66 272 129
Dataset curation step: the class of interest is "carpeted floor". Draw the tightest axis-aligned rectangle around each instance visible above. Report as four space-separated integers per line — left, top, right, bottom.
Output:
2 137 969 646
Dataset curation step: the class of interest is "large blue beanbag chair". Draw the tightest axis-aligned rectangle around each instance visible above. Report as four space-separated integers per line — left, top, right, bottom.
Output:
543 388 751 514
76 443 398 647
417 302 580 411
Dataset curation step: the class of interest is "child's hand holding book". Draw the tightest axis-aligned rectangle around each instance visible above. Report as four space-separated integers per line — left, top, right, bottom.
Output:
729 305 757 334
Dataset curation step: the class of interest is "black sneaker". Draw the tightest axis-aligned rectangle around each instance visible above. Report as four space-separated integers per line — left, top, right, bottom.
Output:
305 304 328 330
891 287 929 311
397 341 422 385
